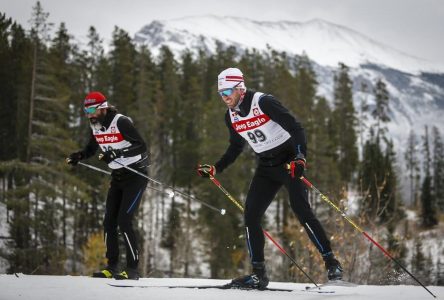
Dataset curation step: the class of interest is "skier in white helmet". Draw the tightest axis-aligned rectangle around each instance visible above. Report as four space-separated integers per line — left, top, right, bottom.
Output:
197 68 343 289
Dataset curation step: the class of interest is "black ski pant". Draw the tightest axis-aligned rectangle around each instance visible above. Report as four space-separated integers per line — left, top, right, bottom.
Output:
244 163 332 263
103 170 147 269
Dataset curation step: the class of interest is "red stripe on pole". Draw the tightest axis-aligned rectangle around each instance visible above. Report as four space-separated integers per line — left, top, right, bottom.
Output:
363 231 392 258
263 230 286 254
210 177 221 187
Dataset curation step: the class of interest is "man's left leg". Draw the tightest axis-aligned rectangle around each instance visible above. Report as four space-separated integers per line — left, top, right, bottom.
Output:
114 175 148 280
285 176 343 280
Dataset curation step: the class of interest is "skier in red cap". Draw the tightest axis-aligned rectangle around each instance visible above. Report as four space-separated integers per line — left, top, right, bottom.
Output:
67 92 149 280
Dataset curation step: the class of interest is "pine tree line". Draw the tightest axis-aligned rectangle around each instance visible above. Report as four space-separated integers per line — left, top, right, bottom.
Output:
0 2 443 285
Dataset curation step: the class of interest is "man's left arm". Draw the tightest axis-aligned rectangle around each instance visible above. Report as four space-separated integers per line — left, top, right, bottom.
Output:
258 96 307 158
116 117 148 157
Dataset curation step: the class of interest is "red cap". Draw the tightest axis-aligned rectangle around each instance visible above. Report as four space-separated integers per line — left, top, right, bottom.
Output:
84 91 107 107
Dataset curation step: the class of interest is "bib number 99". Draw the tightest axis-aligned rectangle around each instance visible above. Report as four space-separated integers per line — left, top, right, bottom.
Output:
247 130 267 143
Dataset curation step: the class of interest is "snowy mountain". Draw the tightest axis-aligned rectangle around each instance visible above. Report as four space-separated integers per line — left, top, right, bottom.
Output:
1 274 442 300
135 16 444 74
134 16 444 201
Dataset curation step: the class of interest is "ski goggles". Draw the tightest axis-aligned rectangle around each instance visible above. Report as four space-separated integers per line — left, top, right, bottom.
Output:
218 82 241 97
84 104 102 114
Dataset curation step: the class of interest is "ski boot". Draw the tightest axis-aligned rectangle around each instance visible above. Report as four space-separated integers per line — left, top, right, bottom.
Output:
229 261 269 290
323 253 343 281
114 268 139 280
92 265 117 278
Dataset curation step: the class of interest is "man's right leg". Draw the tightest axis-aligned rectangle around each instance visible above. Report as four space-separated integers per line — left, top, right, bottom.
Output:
231 167 281 289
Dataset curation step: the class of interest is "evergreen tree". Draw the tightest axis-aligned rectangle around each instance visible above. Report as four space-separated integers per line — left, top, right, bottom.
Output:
3 0 55 273
238 49 264 90
360 130 385 220
109 26 137 111
357 82 369 158
131 45 155 139
411 238 433 284
405 130 420 207
384 223 407 282
175 51 202 186
160 200 183 275
432 126 444 212
175 51 204 276
421 175 437 227
372 78 390 139
332 63 358 183
293 52 317 134
360 135 402 225
0 14 16 161
379 139 402 224
310 97 342 196
83 26 104 92
155 45 183 275
421 126 438 227
436 259 444 285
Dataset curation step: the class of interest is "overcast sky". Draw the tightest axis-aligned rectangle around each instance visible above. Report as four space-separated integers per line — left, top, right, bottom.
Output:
1 0 443 64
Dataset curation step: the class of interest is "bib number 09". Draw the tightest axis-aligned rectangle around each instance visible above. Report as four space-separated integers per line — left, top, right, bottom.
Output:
247 130 267 143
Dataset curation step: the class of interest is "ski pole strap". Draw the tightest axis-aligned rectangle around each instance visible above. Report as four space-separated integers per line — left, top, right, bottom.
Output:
300 176 436 298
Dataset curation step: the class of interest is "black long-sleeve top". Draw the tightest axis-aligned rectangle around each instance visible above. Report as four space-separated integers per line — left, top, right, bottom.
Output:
80 109 149 170
214 90 306 173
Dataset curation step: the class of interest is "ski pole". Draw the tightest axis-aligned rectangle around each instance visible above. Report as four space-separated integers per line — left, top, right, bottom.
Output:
78 161 111 175
297 175 436 298
208 175 319 287
76 162 178 196
103 157 226 215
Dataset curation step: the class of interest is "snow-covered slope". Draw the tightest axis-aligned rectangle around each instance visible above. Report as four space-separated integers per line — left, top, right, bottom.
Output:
1 274 441 300
135 16 443 74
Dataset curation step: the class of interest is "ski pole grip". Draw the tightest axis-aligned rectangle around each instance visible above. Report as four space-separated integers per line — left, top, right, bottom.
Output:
300 176 312 188
98 153 104 160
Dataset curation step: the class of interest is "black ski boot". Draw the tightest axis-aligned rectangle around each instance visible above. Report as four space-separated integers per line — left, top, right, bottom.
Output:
92 265 117 278
229 261 269 290
114 268 139 280
323 253 343 280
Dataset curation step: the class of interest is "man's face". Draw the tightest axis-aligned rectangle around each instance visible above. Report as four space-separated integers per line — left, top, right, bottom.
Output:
86 108 107 125
219 88 242 109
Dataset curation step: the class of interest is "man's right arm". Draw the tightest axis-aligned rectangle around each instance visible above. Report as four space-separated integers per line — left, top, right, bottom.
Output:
214 111 245 173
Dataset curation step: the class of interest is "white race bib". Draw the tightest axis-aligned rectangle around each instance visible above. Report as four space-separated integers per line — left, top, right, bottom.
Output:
92 114 142 169
229 93 291 153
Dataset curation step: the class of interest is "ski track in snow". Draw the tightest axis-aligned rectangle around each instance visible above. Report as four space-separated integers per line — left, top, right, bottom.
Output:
0 274 442 300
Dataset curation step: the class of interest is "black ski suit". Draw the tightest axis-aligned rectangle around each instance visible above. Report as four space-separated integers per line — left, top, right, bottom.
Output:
214 90 332 263
80 109 149 269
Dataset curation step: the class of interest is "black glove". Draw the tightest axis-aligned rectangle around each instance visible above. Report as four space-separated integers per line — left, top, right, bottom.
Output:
289 157 306 178
197 164 216 178
100 149 122 164
66 152 83 166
